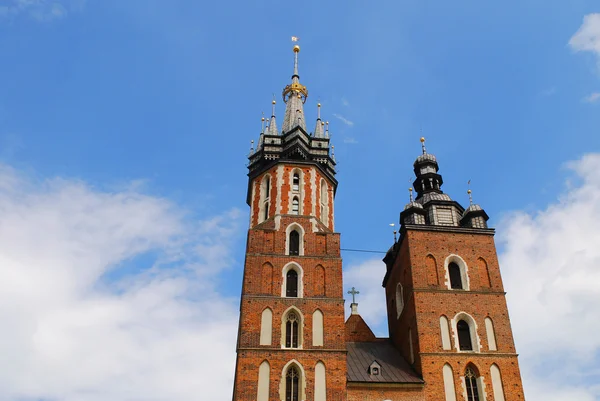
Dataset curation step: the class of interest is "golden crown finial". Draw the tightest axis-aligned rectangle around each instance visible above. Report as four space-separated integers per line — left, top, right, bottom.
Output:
420 137 425 143
293 45 300 53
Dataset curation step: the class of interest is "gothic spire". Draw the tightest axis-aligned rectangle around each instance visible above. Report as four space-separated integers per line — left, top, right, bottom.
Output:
268 99 279 135
314 103 325 138
281 45 308 133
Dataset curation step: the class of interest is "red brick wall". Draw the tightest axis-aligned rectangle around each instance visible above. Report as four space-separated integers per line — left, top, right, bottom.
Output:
384 228 525 400
347 386 425 401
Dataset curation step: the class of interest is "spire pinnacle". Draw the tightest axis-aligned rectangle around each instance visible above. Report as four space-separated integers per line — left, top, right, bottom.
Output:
314 103 325 138
268 99 279 135
467 180 473 205
325 121 330 138
409 187 414 202
420 136 427 154
281 44 308 132
261 113 265 134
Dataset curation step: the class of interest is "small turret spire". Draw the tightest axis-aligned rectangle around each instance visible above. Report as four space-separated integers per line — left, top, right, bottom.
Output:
409 187 414 202
261 113 265 134
314 103 325 138
421 136 427 154
325 121 330 138
268 99 279 135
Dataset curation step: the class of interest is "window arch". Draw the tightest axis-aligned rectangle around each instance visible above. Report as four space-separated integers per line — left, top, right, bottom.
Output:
285 224 304 256
465 365 482 401
457 320 472 351
280 308 304 349
260 308 273 345
449 263 463 289
292 172 300 192
485 317 497 351
257 360 270 401
281 362 305 401
490 364 506 401
260 174 272 223
452 312 480 352
444 254 470 291
281 263 304 298
320 179 329 227
440 315 452 350
314 361 326 401
312 309 324 346
442 364 457 401
292 197 300 215
285 311 300 348
286 270 298 298
396 283 404 318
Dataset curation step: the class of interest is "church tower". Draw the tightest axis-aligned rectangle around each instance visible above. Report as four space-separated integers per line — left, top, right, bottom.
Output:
232 45 347 401
382 138 526 401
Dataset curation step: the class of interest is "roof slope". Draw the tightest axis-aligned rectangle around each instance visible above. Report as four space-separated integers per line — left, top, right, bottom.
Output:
346 341 423 384
345 314 376 342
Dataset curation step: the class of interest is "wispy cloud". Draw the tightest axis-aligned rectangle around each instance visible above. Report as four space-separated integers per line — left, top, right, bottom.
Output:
569 13 600 67
583 92 600 103
0 0 84 21
341 97 350 107
333 113 354 127
0 164 242 401
343 137 358 144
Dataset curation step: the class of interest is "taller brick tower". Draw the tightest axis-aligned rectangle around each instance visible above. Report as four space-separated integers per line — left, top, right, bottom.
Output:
231 45 347 401
382 138 526 401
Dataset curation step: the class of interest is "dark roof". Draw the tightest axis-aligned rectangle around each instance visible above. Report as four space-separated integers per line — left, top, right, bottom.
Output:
346 341 423 384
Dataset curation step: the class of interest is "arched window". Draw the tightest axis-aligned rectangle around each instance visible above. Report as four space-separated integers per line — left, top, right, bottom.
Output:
286 270 298 297
457 320 473 351
443 364 457 401
293 173 300 192
285 366 300 401
257 361 270 401
285 312 300 348
289 230 300 256
320 180 328 226
449 262 463 289
465 367 480 401
396 283 404 318
261 175 271 222
292 197 300 215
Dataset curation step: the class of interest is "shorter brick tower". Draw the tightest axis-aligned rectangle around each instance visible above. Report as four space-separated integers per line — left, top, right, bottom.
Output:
231 45 347 401
382 138 526 400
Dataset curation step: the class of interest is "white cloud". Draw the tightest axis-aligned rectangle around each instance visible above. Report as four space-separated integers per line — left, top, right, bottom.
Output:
583 92 600 102
540 87 557 97
569 13 600 66
0 165 241 401
498 153 600 400
0 0 84 21
341 98 350 107
333 113 354 127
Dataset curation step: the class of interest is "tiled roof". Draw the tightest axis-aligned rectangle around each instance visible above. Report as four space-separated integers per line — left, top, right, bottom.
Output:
346 341 424 384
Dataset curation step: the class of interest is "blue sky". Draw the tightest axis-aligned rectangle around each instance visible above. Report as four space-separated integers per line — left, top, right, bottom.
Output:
0 1 599 400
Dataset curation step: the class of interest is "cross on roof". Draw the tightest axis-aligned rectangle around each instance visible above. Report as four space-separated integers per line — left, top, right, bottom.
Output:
348 287 360 304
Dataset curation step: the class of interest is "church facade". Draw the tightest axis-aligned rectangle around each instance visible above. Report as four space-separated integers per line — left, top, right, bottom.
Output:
231 45 526 401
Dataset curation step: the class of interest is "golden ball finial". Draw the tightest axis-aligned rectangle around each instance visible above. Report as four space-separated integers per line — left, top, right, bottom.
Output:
261 117 265 121
318 103 321 107
409 187 413 192
293 45 300 53
420 137 425 143
272 100 276 105
467 189 472 194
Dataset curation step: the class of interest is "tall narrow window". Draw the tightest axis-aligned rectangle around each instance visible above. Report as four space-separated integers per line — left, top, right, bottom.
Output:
320 180 328 226
457 320 473 351
263 176 271 221
285 366 300 401
443 364 457 401
286 270 298 297
449 262 463 289
285 312 299 348
289 230 300 256
465 367 480 401
264 203 269 221
293 173 300 192
292 197 299 215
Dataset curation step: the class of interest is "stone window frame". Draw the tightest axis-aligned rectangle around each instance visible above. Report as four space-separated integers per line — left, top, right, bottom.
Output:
285 223 305 256
281 306 304 349
279 360 306 401
259 174 272 223
443 254 470 291
451 312 481 353
289 168 304 215
395 282 404 319
281 263 304 299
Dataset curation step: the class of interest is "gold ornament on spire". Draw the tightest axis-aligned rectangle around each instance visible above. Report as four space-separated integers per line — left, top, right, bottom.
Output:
282 39 308 104
420 137 427 154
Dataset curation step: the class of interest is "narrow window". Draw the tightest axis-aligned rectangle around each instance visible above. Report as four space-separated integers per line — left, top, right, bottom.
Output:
449 262 463 289
265 177 270 199
286 270 298 297
292 197 299 215
257 361 270 401
285 312 299 348
440 315 452 350
465 367 480 401
312 310 324 346
490 364 506 401
457 320 473 351
286 366 300 401
260 308 273 345
443 364 457 401
485 317 497 351
264 203 269 221
314 362 326 401
289 230 300 256
293 173 300 192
